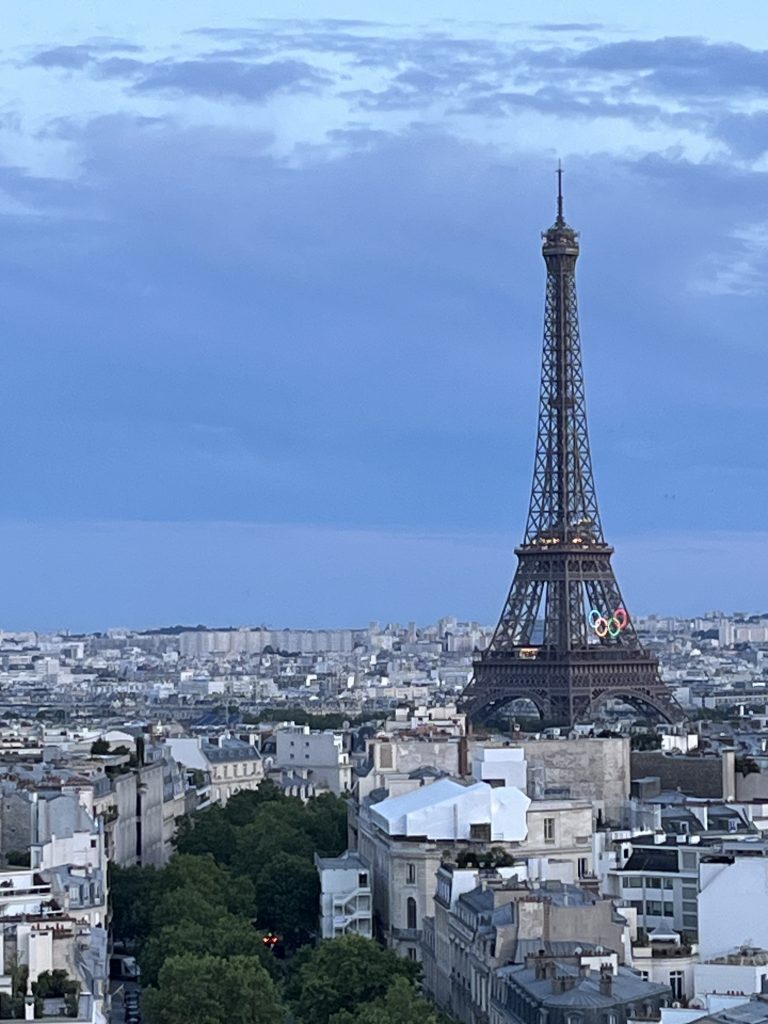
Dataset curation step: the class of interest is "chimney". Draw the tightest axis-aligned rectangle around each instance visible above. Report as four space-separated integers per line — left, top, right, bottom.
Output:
599 965 613 997
533 952 546 980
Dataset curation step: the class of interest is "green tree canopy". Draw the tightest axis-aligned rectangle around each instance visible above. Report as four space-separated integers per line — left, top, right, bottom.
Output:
157 853 255 918
142 953 283 1024
109 864 160 946
138 912 277 988
174 804 237 863
287 936 420 1024
255 853 320 945
231 819 315 882
330 977 440 1024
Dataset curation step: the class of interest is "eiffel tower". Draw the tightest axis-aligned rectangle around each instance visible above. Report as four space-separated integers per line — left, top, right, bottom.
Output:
461 172 681 728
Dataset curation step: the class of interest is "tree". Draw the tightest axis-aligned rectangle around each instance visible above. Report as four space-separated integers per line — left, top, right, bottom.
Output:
142 953 282 1024
174 805 238 863
139 913 276 987
5 850 30 868
156 854 254 919
255 853 320 946
90 738 110 755
288 936 420 1024
110 865 160 946
736 756 760 777
231 820 314 883
223 781 286 826
304 793 348 856
330 977 440 1024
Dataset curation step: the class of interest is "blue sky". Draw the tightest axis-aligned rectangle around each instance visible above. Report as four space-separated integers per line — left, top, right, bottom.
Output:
2 1 768 630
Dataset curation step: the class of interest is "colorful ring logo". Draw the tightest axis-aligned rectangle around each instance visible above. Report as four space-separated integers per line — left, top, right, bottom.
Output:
589 606 629 638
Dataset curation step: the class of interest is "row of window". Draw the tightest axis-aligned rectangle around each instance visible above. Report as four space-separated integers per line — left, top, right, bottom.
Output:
623 875 674 890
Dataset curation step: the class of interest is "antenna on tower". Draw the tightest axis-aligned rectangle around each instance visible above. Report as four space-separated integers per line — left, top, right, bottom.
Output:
556 161 564 225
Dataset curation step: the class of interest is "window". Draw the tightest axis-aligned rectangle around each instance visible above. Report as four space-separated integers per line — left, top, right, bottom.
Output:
647 900 663 915
681 852 697 870
669 971 684 1000
406 897 417 930
407 947 417 961
647 876 662 889
406 863 416 885
543 818 556 843
663 878 674 890
626 877 643 888
728 818 740 832
662 903 674 917
470 823 491 842
578 857 590 878
358 872 368 887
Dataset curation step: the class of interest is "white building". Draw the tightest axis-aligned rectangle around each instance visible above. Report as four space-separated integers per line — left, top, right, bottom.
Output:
472 747 528 789
0 795 109 1023
275 726 352 795
369 778 530 844
694 947 768 1001
166 737 262 806
698 857 768 961
315 851 372 939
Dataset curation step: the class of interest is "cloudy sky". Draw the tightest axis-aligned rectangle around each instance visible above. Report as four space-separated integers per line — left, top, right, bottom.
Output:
2 0 768 630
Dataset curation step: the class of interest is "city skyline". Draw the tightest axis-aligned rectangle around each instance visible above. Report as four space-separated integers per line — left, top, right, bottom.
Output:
2 2 768 628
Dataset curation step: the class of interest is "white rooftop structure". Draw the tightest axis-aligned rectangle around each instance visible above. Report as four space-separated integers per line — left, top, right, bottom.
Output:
370 778 530 842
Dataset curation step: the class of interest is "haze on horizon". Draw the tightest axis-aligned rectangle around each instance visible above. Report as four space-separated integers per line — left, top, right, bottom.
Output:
1 0 768 632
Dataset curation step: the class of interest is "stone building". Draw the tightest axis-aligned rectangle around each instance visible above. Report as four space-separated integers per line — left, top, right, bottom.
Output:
351 770 595 961
422 865 632 1020
490 954 670 1024
504 737 630 823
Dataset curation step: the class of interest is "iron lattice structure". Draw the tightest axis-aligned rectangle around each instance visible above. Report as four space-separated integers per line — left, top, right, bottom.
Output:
461 180 681 727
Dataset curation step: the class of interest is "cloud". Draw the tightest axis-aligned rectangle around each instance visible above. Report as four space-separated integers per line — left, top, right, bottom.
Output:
714 110 768 158
28 39 143 70
574 36 768 95
29 45 96 70
460 86 675 125
531 22 604 32
130 57 329 101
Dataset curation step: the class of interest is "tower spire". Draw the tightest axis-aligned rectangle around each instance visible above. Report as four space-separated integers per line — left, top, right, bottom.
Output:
556 161 564 226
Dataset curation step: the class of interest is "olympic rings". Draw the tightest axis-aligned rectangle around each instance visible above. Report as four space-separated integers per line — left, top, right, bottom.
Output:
589 605 629 638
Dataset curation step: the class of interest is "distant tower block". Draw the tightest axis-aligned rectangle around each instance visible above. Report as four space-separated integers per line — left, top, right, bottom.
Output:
461 172 681 728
